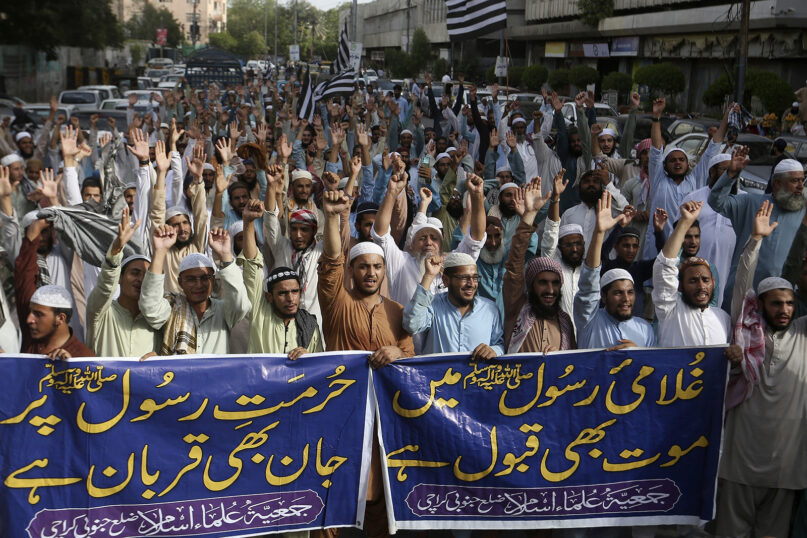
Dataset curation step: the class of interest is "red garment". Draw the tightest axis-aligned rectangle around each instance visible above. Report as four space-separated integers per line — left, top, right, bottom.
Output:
15 236 41 351
24 329 95 358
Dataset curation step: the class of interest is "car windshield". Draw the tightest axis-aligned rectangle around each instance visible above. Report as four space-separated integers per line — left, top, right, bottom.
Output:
745 141 774 165
61 92 96 104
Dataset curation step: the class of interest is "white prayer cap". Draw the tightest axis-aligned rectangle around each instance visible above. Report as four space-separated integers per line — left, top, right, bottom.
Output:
124 179 138 190
228 220 244 238
30 285 72 310
291 169 313 183
15 131 32 142
443 252 476 269
389 151 401 158
499 182 519 194
662 145 687 161
446 147 458 153
496 163 511 175
203 162 215 172
411 222 442 240
338 176 349 189
400 129 413 136
773 158 804 175
160 122 169 129
598 128 617 138
22 210 41 229
511 118 527 125
121 254 150 269
0 154 23 167
165 205 191 221
794 101 800 108
148 140 156 148
426 217 443 230
600 268 634 288
178 253 216 274
558 224 584 239
757 277 793 296
441 75 451 83
435 152 451 162
349 241 384 262
707 153 732 170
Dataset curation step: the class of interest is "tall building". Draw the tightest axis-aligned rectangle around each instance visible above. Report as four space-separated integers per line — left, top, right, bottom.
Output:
115 0 227 45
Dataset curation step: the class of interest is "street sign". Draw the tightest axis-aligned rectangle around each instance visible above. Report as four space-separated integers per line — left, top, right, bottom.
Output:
289 44 300 62
494 56 508 77
156 28 167 46
349 42 362 71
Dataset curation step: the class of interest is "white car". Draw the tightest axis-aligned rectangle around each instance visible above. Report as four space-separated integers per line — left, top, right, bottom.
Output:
124 90 164 103
560 102 618 126
77 85 122 101
363 69 379 84
59 90 103 111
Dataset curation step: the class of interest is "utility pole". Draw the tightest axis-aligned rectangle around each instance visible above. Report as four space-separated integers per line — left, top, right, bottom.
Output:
406 0 410 53
352 0 357 41
498 29 505 85
264 0 268 55
274 0 278 66
735 0 751 104
294 0 298 45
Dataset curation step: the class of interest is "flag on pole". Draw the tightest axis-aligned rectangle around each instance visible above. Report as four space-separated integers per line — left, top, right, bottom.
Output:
335 20 351 73
314 70 357 102
445 0 507 40
296 68 316 122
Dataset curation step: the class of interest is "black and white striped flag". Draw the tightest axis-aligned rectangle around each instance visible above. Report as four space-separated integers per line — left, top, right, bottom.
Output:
296 68 316 122
445 0 507 40
314 70 357 102
335 20 351 72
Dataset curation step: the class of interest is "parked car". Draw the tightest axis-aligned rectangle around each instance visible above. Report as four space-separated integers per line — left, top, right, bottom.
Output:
77 85 122 101
778 135 807 165
147 57 174 69
616 114 677 144
145 69 167 85
0 94 27 108
666 118 721 139
124 90 165 103
363 69 379 84
669 132 774 193
58 90 103 111
23 103 76 122
560 102 618 126
70 109 129 131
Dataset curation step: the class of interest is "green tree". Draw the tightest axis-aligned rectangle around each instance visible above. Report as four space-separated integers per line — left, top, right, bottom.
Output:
238 31 267 57
601 71 632 95
386 49 417 78
569 64 599 89
129 43 146 66
508 65 525 88
702 68 794 114
549 68 570 93
209 31 239 54
126 1 183 48
0 0 123 59
578 0 614 27
433 58 449 78
410 28 432 67
522 64 549 90
634 62 686 95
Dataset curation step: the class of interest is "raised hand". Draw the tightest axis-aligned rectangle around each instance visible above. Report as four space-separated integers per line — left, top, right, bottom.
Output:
215 164 230 194
590 123 603 138
524 178 550 214
356 123 371 148
153 140 169 172
466 173 484 197
111 207 142 255
574 92 586 107
630 92 641 110
652 97 666 118
489 127 499 148
152 224 177 251
39 168 60 203
208 228 232 260
330 124 345 147
185 143 206 178
381 148 392 171
653 208 668 231
60 125 80 159
751 200 779 240
585 91 595 109
551 92 564 112
99 133 112 148
215 137 232 165
552 168 568 198
169 118 185 150
126 128 150 162
321 171 340 192
679 200 703 222
229 120 243 141
387 169 408 196
595 191 626 232
620 204 636 227
505 130 517 149
242 199 264 223
424 254 443 278
322 189 351 216
350 155 362 177
512 186 525 217
419 187 433 208
277 134 292 160
728 146 750 178
0 166 12 198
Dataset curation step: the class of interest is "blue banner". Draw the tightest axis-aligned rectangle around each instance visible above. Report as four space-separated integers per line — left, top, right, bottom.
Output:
373 347 728 531
0 353 373 538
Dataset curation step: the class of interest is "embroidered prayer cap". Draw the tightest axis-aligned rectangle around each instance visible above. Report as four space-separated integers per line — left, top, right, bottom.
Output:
707 153 732 171
291 169 313 184
30 285 72 309
178 253 216 274
598 128 617 138
349 241 385 262
0 154 23 167
757 277 793 296
15 131 32 142
634 138 652 153
679 257 711 275
121 254 151 270
165 205 191 222
558 224 584 239
289 209 318 229
264 266 300 293
22 210 41 230
601 268 634 289
773 158 804 175
499 182 519 194
525 256 563 287
443 252 476 269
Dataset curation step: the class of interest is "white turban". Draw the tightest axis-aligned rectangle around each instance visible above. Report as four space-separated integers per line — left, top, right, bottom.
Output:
601 268 634 288
411 222 442 240
511 118 527 125
443 252 476 269
662 146 687 161
446 147 458 153
203 163 215 172
0 154 23 167
349 241 384 262
773 158 804 175
30 285 72 309
15 131 32 142
435 152 451 162
400 129 413 136
496 163 511 175
22 210 41 230
558 224 584 239
707 153 732 170
165 205 191 222
291 169 313 183
178 253 216 274
499 182 518 194
121 254 151 269
598 128 617 138
441 75 451 83
757 277 793 296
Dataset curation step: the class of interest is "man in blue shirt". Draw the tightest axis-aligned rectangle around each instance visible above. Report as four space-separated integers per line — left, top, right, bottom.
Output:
403 251 504 358
574 191 657 350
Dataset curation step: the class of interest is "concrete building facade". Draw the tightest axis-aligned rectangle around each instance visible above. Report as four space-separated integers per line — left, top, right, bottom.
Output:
114 0 227 45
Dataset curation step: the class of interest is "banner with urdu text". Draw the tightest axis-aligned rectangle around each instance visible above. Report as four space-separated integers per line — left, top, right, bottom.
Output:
373 347 728 531
0 353 373 538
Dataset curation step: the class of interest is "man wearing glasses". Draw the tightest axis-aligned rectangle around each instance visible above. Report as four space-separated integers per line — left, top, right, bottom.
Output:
402 251 503 360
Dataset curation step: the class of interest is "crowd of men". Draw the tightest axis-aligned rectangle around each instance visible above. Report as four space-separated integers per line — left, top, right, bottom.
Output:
0 70 806 537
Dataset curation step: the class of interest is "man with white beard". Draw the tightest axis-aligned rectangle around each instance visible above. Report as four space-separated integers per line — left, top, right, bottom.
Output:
477 216 507 319
372 155 487 307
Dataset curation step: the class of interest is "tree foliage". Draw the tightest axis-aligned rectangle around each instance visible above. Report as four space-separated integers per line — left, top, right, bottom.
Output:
0 0 123 58
549 68 570 92
702 68 794 114
601 71 632 95
410 28 432 67
569 65 600 89
508 66 525 88
522 64 549 90
634 62 686 95
209 32 239 53
126 1 183 48
385 49 417 78
577 0 614 27
433 58 450 78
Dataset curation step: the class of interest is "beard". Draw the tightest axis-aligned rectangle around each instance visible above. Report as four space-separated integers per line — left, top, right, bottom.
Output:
447 202 463 219
774 188 806 212
681 288 714 310
561 253 583 268
528 289 561 320
479 242 505 265
580 187 602 205
516 134 526 144
175 235 192 249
